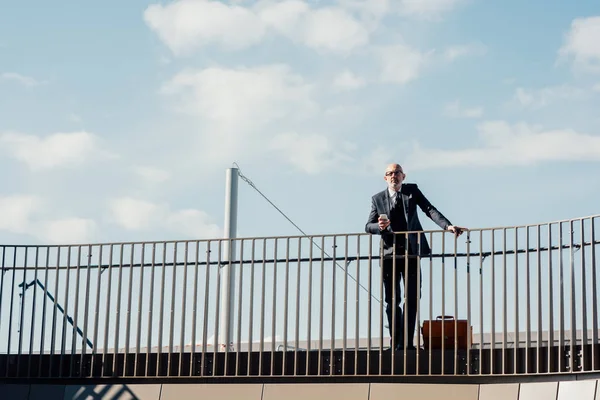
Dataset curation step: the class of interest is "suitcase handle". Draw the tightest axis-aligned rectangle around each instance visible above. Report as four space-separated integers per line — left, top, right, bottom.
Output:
436 315 455 320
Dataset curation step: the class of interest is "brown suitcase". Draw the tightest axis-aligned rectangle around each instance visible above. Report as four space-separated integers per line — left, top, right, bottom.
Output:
421 315 473 349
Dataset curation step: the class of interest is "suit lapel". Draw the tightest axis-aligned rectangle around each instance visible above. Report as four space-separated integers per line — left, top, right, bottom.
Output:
380 190 390 217
401 185 409 222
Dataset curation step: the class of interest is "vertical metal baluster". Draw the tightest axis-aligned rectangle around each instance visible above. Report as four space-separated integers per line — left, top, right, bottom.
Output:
213 240 222 377
248 239 256 376
367 235 372 376
235 239 244 376
28 246 40 378
168 243 178 376
146 243 156 377
0 247 6 377
391 233 397 373
514 228 519 375
69 246 81 377
319 236 325 376
158 242 168 375
0 247 5 362
590 217 598 371
379 236 384 376
189 241 200 377
558 223 565 372
17 247 28 378
441 232 446 375
454 232 459 376
548 224 554 372
91 245 103 377
283 238 290 371
306 238 314 376
429 232 434 375
113 244 125 376
330 236 337 376
6 248 18 377
179 242 189 376
580 219 588 370
403 232 408 375
258 239 266 376
536 225 542 374
200 241 212 377
391 232 397 373
416 233 421 375
124 244 135 376
479 231 483 375
7 248 17 377
490 230 496 375
271 238 278 376
342 235 349 375
502 228 507 375
569 221 576 372
102 245 113 377
190 241 200 376
294 238 302 376
135 244 146 377
39 247 51 377
60 247 71 377
525 227 531 373
355 235 360 376
466 231 472 375
80 245 93 377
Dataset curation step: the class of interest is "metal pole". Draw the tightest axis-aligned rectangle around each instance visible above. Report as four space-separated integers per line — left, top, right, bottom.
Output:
219 167 238 350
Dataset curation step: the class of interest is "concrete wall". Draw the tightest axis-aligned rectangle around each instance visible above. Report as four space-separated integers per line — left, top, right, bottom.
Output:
0 379 598 400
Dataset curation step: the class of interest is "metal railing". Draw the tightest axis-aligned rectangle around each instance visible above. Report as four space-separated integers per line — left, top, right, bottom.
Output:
0 214 598 379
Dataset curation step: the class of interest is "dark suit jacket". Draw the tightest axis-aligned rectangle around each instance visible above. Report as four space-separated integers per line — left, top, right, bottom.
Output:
365 183 452 257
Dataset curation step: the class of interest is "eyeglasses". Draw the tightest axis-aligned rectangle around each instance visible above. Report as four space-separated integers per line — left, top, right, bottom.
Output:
385 170 403 176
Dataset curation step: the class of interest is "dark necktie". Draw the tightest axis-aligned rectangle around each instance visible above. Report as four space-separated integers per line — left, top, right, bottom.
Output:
394 192 402 210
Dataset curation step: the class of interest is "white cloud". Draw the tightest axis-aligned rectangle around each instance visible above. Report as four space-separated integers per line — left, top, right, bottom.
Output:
38 218 97 244
341 0 464 19
145 0 369 55
405 121 600 170
0 195 41 234
0 195 96 244
559 16 600 72
108 198 160 230
292 7 369 53
443 100 483 118
333 70 366 90
443 43 487 61
593 83 600 92
513 85 586 109
378 44 430 85
397 0 464 18
1 72 45 87
337 0 390 21
133 166 170 183
144 0 266 55
108 197 221 239
161 64 316 161
0 131 109 170
165 209 221 238
269 132 355 174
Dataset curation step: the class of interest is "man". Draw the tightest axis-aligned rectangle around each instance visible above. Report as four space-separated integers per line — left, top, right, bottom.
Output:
365 163 465 350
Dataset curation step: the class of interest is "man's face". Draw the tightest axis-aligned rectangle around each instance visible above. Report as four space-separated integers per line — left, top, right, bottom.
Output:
384 164 405 190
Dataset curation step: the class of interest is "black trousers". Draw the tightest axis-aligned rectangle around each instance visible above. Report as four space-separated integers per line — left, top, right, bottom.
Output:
382 256 421 349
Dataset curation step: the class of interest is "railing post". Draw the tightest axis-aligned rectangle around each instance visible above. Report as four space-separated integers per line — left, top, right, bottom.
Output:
219 167 238 350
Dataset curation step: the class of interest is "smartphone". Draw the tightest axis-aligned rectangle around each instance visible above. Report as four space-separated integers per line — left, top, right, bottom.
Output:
379 214 388 221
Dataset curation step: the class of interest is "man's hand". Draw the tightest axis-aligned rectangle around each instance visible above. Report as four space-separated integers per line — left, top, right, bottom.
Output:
378 216 391 231
448 225 467 236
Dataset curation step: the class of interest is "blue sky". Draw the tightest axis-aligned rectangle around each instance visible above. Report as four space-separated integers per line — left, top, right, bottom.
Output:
1 0 600 245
